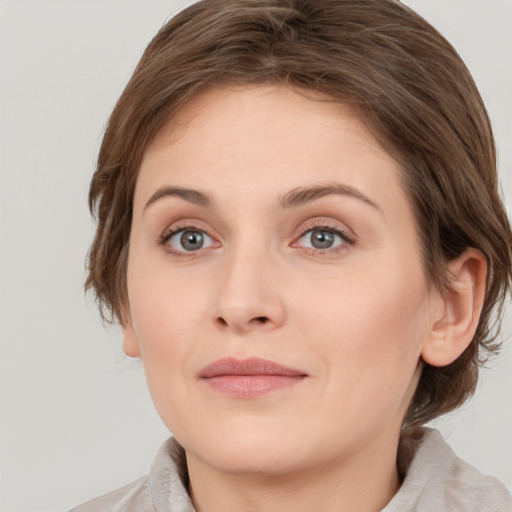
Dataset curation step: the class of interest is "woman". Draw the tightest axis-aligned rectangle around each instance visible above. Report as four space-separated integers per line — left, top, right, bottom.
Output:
73 0 512 510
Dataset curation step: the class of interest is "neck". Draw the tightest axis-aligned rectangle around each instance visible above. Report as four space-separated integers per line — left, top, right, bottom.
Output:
186 431 401 512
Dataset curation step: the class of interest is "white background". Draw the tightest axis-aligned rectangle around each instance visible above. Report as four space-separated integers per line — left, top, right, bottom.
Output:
1 1 511 510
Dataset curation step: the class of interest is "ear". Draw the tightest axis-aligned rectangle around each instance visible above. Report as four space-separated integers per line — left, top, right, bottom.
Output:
120 306 141 358
421 249 487 367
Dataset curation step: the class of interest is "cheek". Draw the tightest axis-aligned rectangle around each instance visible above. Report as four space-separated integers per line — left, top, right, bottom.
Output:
129 250 209 334
126 261 209 386
127 273 205 428
299 259 429 388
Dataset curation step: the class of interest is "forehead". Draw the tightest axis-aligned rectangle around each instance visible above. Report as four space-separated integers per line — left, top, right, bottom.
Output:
150 85 348 143
134 85 413 230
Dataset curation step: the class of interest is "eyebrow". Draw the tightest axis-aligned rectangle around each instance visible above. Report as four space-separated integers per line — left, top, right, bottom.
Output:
143 182 380 212
278 183 380 211
144 186 211 211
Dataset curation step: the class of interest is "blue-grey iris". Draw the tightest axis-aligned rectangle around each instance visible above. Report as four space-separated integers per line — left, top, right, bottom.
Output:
310 229 334 249
181 230 204 251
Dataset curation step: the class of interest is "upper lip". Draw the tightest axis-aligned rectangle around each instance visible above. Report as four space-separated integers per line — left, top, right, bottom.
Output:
199 357 307 378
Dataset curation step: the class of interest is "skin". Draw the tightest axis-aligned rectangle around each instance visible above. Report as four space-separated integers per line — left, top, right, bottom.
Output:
122 85 486 512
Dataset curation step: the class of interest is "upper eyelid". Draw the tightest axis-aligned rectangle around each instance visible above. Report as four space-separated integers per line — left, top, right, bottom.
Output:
294 227 355 248
158 218 357 245
295 219 357 242
161 226 218 256
299 226 349 238
161 219 214 238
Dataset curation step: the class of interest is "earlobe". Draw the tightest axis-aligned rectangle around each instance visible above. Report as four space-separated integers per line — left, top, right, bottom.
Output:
421 249 487 367
121 308 141 358
122 325 141 358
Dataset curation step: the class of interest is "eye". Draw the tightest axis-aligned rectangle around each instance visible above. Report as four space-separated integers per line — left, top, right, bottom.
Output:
295 227 351 250
165 228 216 252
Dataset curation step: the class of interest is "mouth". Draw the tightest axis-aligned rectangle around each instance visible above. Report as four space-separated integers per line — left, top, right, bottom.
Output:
198 357 308 398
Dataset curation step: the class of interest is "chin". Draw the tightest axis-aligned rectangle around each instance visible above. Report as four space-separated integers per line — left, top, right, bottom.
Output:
178 421 312 476
203 445 304 477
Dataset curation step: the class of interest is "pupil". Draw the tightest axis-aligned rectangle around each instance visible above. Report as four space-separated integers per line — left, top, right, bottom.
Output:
181 230 204 251
311 229 334 249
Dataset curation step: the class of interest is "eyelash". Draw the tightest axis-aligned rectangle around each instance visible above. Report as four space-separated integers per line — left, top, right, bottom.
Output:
294 222 356 256
159 223 216 257
159 222 356 257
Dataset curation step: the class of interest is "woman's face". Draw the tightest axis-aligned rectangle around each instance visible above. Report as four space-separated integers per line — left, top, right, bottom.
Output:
124 85 441 476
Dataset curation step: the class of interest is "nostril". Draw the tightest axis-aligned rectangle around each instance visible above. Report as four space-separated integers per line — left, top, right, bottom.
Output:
215 315 271 330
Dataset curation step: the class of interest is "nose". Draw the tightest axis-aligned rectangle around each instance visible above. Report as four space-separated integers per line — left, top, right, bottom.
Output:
213 245 286 334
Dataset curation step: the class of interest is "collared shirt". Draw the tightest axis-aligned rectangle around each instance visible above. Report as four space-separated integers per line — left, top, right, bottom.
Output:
70 428 512 511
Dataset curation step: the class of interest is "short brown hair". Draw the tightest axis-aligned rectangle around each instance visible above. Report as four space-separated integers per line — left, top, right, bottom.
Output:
85 0 512 426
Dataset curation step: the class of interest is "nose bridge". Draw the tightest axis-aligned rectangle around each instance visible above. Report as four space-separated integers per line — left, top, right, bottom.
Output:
213 235 286 333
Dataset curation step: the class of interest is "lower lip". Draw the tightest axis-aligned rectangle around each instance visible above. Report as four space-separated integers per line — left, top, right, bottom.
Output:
202 375 305 398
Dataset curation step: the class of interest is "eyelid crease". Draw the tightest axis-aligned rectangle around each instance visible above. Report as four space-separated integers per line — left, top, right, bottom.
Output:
160 224 212 244
294 220 357 244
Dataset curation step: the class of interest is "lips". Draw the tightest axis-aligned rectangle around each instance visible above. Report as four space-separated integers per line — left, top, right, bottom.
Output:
199 357 307 398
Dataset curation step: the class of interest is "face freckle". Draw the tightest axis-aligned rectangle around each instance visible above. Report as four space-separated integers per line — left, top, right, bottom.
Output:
123 85 437 479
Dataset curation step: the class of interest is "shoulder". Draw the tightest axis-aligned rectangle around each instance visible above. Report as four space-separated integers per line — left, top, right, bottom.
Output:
68 476 152 512
68 437 193 512
384 428 512 512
